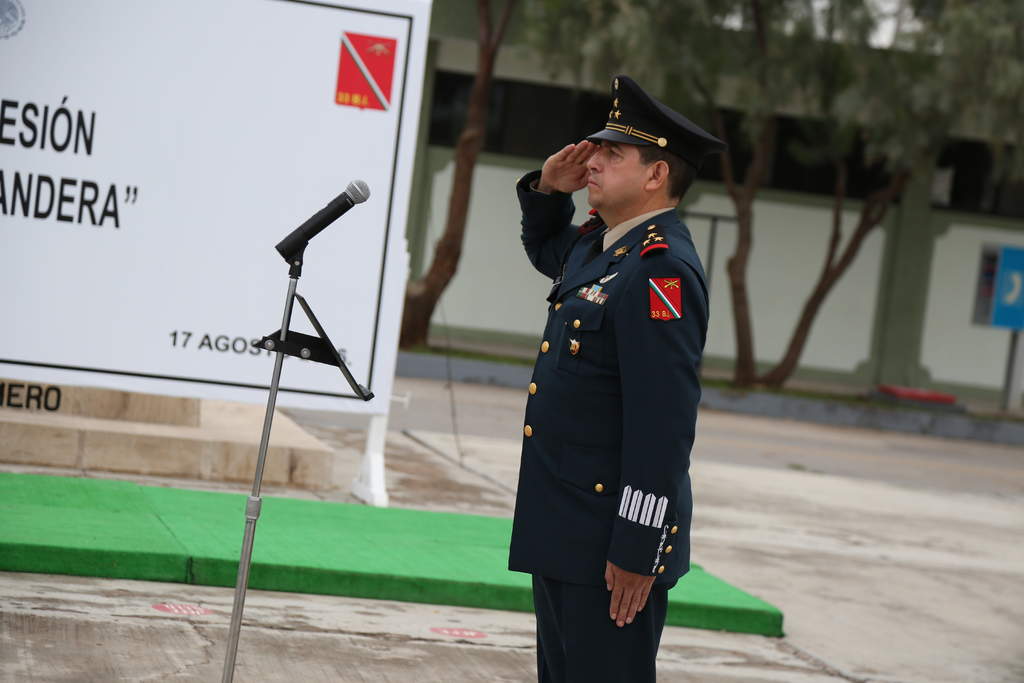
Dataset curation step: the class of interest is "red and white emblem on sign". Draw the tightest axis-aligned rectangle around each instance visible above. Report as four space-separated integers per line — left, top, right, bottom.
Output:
335 32 397 110
648 278 682 321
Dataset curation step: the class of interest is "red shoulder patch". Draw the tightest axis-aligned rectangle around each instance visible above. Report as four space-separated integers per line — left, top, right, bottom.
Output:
648 277 682 320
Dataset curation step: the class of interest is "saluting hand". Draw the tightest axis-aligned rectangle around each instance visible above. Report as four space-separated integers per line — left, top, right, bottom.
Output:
537 140 597 194
605 561 656 628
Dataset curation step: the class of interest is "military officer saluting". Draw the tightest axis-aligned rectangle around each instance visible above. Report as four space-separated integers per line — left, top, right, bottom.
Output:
508 75 725 682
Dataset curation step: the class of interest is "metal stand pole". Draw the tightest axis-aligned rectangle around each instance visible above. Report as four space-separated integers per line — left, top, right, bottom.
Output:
221 274 299 683
1002 329 1023 412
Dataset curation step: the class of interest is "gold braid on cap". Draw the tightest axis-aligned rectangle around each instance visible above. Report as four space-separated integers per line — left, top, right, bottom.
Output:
606 122 667 147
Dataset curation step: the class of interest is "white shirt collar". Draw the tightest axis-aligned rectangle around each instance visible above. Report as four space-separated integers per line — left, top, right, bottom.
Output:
601 207 677 252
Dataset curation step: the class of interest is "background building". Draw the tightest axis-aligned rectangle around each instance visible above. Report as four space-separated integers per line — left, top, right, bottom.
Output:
405 1 1024 404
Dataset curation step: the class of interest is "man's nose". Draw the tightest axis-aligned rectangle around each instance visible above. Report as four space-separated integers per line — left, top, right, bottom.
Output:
586 150 601 171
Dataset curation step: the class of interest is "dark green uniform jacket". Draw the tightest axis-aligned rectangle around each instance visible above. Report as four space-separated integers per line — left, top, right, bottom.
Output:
508 170 709 588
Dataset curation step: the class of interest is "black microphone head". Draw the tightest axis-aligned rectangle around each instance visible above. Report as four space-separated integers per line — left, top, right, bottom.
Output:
347 180 370 204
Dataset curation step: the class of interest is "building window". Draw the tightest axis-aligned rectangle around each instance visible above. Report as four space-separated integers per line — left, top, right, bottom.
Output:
428 70 1021 218
428 71 606 159
935 141 1024 218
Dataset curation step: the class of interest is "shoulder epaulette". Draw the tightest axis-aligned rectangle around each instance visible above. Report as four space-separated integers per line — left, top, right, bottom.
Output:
640 223 669 257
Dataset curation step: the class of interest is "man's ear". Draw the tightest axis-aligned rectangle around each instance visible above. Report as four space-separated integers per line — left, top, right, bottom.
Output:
645 160 670 194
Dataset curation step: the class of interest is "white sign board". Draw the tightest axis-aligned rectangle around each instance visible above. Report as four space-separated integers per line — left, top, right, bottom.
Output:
0 0 430 413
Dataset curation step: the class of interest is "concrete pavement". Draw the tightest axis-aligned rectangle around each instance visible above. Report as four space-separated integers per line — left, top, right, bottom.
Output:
1 376 1023 681
1 573 832 682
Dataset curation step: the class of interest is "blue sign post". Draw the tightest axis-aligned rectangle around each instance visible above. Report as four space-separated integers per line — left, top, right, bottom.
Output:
992 247 1024 329
978 246 1024 411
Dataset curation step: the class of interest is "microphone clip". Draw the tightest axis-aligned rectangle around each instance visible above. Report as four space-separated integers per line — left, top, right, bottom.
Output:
286 245 307 278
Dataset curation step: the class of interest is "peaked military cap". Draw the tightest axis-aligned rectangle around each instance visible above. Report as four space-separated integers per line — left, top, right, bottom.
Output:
587 75 726 170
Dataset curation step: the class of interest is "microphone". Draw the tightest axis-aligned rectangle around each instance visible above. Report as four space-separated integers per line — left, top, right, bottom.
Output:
275 180 370 261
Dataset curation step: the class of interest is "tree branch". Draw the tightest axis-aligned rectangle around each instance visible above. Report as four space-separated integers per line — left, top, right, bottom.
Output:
491 0 518 52
741 116 776 203
832 170 910 276
709 107 740 203
750 0 768 56
757 169 910 387
478 0 493 52
824 161 847 273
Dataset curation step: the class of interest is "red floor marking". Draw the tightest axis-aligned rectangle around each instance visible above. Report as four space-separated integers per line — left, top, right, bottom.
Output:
430 627 487 639
152 603 214 616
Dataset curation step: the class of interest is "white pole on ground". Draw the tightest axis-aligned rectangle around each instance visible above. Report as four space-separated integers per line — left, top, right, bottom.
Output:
351 413 390 506
1002 329 1024 412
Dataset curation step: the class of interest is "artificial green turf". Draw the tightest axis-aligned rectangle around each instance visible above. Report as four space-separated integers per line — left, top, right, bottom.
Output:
0 475 190 582
0 473 783 636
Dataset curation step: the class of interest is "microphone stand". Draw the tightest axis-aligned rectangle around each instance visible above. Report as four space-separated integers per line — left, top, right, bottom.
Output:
221 246 372 683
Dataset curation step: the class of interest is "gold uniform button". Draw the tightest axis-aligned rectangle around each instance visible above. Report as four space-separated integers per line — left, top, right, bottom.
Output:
657 137 668 147
670 525 678 535
524 425 533 437
657 565 666 575
594 483 604 493
541 341 549 353
665 545 673 554
573 319 581 329
554 302 562 310
529 382 537 395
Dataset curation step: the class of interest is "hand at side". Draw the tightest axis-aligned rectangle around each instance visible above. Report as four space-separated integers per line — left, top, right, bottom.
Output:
605 560 655 628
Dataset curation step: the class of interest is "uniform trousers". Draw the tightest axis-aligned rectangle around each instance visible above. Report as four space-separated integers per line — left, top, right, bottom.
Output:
532 574 669 683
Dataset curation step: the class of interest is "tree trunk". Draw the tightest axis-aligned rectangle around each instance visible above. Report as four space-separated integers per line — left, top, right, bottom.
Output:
722 0 774 387
726 201 758 384
722 117 775 386
399 0 516 348
758 170 910 387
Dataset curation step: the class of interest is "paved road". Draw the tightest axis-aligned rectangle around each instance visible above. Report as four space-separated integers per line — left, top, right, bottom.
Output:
379 377 1024 496
2 376 1023 682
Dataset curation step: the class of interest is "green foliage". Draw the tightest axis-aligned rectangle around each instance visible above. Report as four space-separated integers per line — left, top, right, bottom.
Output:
843 0 1024 177
524 0 1024 180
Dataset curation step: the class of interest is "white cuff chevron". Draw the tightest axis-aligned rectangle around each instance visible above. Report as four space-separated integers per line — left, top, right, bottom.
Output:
618 486 668 527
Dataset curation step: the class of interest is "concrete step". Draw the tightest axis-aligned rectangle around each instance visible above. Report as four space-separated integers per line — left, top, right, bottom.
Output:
0 399 337 489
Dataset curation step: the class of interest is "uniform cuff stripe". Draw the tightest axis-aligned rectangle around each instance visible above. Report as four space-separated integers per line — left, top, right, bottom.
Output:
618 486 668 527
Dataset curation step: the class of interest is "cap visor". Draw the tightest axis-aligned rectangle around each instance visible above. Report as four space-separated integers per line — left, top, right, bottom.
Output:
585 128 652 146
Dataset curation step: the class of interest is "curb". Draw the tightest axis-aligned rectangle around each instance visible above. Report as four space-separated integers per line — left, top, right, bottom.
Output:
397 352 1024 446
